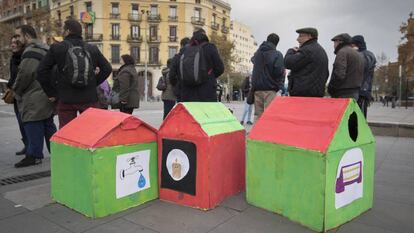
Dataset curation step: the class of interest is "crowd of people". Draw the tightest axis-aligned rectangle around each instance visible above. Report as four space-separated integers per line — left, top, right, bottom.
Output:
2 18 376 168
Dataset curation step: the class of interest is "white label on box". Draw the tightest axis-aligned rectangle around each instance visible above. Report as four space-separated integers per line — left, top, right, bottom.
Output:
116 150 151 199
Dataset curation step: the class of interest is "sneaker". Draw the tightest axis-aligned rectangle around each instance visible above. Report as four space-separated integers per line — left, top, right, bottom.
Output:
15 147 26 156
246 121 253 125
240 121 244 125
14 157 42 168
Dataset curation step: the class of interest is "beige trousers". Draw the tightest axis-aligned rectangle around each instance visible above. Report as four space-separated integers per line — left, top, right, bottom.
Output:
254 90 278 121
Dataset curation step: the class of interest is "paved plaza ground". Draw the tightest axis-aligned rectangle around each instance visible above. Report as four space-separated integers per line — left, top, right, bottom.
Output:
0 101 413 233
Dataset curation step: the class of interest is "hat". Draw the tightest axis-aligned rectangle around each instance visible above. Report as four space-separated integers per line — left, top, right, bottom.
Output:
351 35 367 50
296 27 318 38
331 33 352 43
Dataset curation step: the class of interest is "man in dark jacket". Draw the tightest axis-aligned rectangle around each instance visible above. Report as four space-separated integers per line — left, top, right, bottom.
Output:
169 37 190 102
178 29 224 102
12 25 57 168
7 35 27 156
37 19 112 128
251 33 285 120
285 28 329 97
328 33 364 100
351 35 377 118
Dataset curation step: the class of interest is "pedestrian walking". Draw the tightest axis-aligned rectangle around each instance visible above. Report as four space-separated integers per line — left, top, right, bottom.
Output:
328 33 364 100
284 27 329 97
251 33 285 120
240 75 253 125
159 59 176 119
169 37 190 103
12 25 57 168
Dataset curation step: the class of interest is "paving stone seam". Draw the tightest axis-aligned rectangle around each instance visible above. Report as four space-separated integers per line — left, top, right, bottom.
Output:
121 217 162 233
375 138 398 174
204 207 245 233
0 208 28 221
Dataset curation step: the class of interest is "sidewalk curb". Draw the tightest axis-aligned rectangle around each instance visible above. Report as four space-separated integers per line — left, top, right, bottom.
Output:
368 121 414 138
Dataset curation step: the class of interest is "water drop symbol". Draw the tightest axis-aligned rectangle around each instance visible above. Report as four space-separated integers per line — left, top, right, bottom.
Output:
138 172 146 188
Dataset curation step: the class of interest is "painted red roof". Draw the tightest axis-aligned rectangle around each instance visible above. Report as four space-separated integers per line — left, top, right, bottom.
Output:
51 108 157 148
248 97 350 152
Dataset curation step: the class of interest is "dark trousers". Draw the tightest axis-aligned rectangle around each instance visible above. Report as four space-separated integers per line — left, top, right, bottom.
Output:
57 102 98 129
120 104 134 114
23 117 57 158
13 101 27 146
163 100 176 119
357 96 370 118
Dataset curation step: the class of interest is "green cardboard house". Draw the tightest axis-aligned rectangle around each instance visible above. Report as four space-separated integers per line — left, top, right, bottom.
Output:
247 97 376 232
50 108 158 218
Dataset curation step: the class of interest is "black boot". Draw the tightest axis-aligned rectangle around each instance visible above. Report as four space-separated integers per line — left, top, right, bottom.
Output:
14 157 42 168
15 147 26 156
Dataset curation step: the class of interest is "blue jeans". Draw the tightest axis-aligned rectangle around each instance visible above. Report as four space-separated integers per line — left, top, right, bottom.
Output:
23 117 57 159
241 99 253 122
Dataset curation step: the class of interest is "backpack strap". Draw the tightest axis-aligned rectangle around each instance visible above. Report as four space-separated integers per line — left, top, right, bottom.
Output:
21 51 45 61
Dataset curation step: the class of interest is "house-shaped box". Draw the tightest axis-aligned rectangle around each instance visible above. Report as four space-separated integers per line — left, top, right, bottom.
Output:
247 97 376 232
158 102 245 210
50 108 158 218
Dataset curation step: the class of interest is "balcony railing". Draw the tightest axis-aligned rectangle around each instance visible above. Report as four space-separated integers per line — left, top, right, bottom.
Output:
110 13 120 19
221 25 229 34
127 35 143 43
168 15 178 22
84 33 103 42
211 22 219 31
191 17 205 26
148 60 161 65
147 36 161 43
128 13 141 22
168 36 178 42
110 34 120 40
147 14 161 22
0 11 23 23
111 58 120 64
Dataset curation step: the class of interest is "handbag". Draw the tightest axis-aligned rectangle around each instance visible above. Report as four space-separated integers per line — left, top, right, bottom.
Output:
109 91 120 109
246 88 255 105
2 89 15 104
156 76 167 91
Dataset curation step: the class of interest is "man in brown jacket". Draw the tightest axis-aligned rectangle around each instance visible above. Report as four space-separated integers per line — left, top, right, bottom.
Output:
328 33 364 100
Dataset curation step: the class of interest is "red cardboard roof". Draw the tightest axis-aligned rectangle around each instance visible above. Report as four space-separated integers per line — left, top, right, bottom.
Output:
51 108 157 148
248 97 350 152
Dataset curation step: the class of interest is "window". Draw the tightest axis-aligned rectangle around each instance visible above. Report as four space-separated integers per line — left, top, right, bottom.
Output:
111 45 120 63
69 5 74 16
212 13 216 24
150 5 158 16
26 5 30 13
32 3 36 10
169 26 177 38
131 25 140 38
112 24 120 39
132 3 139 14
111 3 119 14
85 2 92 11
169 6 177 17
149 25 157 37
194 8 201 19
57 10 61 21
168 47 177 59
149 47 159 64
222 17 226 27
131 46 140 63
85 23 93 37
195 0 200 4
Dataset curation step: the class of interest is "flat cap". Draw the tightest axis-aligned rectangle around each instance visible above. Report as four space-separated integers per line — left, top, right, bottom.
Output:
331 33 352 43
296 27 318 38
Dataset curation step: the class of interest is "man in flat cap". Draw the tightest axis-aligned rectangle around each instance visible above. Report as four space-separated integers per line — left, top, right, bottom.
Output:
284 27 329 97
328 33 364 100
351 35 376 118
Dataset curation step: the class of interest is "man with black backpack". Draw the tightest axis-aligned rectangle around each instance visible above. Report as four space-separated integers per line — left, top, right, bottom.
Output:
169 37 190 102
178 29 224 102
12 25 57 168
37 19 112 128
251 33 285 120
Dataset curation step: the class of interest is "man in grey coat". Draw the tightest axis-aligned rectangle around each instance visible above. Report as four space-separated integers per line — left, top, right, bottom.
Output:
328 33 364 100
12 25 57 168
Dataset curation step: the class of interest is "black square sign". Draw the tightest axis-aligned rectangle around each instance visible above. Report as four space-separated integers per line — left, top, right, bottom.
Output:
161 139 197 196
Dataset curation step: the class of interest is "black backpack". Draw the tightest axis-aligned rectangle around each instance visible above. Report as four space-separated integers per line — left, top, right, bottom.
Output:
179 43 209 86
62 41 95 88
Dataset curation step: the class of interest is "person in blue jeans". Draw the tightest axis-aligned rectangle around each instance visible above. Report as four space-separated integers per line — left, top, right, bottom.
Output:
241 76 253 125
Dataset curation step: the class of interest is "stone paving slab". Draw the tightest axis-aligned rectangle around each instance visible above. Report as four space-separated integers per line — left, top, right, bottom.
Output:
83 219 159 233
3 183 52 210
0 197 28 220
123 200 238 233
0 211 71 233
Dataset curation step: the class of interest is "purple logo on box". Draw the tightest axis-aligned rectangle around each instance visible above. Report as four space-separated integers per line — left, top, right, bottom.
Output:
335 161 362 193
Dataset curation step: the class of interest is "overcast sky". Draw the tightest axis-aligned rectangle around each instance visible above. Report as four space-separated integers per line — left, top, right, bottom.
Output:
227 0 413 64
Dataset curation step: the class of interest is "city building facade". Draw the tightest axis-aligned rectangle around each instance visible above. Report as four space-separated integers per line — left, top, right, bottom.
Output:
49 0 231 99
230 20 257 75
